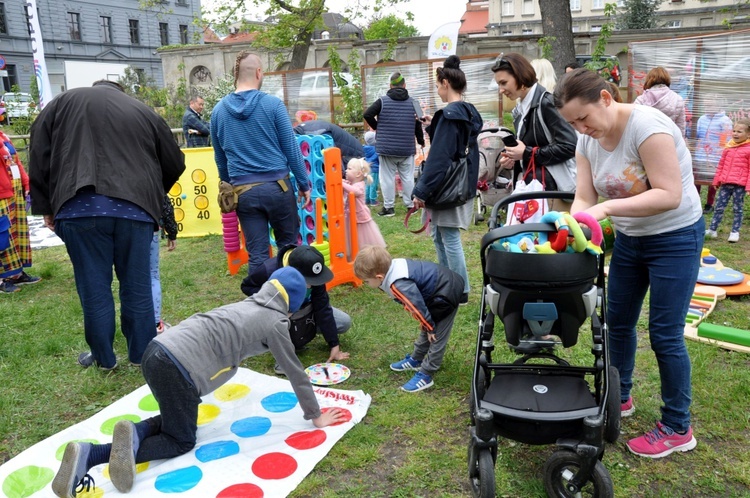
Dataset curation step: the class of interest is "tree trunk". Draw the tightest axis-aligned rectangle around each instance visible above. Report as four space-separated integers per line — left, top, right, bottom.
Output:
538 0 576 77
290 33 312 70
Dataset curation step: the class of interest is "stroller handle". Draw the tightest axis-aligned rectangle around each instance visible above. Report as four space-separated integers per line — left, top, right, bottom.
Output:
488 190 576 230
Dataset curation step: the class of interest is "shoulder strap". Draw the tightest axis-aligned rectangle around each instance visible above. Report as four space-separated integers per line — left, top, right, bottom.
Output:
536 91 554 145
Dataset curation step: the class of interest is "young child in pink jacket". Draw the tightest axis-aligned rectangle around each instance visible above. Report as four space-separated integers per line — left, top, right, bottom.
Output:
706 118 750 242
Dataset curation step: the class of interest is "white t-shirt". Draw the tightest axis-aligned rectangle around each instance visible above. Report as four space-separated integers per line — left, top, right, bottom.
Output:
578 105 702 237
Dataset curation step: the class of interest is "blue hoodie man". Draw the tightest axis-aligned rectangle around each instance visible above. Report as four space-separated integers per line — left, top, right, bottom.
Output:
210 51 311 274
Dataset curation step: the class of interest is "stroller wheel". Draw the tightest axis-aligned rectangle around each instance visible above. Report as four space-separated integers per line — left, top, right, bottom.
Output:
604 366 621 444
468 442 495 498
543 450 613 498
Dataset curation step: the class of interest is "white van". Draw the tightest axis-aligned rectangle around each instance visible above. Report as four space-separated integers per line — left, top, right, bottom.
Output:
0 92 34 121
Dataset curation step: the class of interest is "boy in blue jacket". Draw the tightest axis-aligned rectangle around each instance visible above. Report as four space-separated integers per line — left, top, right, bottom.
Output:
354 245 463 392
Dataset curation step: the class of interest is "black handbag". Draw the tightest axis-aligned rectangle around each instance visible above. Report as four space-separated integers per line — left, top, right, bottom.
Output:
425 128 473 210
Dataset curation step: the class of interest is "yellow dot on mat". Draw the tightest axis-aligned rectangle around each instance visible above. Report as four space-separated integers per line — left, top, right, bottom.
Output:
214 383 250 402
197 403 221 425
103 461 149 480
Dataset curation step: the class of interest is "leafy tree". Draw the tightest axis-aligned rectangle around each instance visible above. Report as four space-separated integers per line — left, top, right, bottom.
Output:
204 0 409 70
538 0 575 75
618 0 663 30
327 45 362 124
363 13 418 40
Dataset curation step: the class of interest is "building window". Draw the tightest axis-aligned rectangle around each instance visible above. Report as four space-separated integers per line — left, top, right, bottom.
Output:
522 0 534 15
522 28 533 35
179 24 188 44
592 0 604 8
501 30 513 36
176 0 188 5
572 24 580 33
591 24 602 32
159 22 169 45
0 3 7 35
570 0 581 11
666 20 682 28
24 5 41 36
129 19 140 45
1 64 18 92
502 0 514 16
68 12 81 41
100 16 112 43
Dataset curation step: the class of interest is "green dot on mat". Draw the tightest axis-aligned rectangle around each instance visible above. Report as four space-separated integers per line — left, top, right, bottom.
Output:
100 414 142 436
55 439 100 461
138 394 160 411
2 465 54 498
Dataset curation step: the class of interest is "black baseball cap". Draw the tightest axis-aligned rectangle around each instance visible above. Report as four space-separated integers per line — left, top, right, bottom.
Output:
286 245 333 286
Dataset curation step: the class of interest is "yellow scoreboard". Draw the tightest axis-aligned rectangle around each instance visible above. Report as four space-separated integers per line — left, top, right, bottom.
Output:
168 147 223 237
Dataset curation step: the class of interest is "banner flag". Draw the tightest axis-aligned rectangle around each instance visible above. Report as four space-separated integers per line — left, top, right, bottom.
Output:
25 0 53 108
427 21 462 59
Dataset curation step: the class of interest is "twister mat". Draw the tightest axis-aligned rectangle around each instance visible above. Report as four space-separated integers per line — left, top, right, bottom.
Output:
0 368 371 498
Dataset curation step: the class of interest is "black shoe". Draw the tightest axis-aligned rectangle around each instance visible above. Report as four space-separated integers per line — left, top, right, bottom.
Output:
703 204 713 214
78 352 117 371
377 207 395 217
459 293 469 306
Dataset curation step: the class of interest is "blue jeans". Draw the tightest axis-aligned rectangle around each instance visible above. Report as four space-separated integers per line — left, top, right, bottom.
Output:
56 217 155 367
150 232 161 324
236 179 299 274
430 224 469 294
366 171 379 204
607 218 704 432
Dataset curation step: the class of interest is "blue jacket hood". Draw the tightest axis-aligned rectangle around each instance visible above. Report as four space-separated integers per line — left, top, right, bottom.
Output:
223 90 265 120
442 101 484 138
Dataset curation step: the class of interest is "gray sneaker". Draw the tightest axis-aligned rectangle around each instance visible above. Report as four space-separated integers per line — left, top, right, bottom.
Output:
51 442 94 498
274 363 286 376
110 420 140 493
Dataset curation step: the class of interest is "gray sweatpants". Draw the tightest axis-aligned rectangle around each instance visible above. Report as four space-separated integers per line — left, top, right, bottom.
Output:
411 308 458 376
379 154 415 209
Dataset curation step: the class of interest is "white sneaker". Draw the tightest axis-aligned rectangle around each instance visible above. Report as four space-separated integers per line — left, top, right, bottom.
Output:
728 232 740 243
705 230 717 239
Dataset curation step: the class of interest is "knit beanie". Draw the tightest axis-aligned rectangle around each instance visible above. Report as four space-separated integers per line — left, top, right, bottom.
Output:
268 266 306 313
364 131 376 146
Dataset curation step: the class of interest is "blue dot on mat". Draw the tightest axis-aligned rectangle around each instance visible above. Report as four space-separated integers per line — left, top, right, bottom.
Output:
261 392 298 413
230 416 272 438
154 466 202 493
195 440 240 462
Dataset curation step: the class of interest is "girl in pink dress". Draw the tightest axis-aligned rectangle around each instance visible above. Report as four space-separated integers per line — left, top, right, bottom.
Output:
343 158 386 249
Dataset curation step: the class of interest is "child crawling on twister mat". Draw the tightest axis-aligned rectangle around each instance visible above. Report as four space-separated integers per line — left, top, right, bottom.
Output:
52 266 346 498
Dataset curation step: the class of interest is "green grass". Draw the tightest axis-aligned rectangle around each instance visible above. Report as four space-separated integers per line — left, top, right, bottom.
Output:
2 196 750 497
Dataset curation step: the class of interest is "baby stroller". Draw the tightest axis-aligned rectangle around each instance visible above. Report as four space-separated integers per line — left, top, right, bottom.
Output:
475 128 515 224
468 191 619 497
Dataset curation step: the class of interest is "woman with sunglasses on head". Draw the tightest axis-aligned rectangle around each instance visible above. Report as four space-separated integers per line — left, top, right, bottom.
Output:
492 53 578 211
553 68 703 459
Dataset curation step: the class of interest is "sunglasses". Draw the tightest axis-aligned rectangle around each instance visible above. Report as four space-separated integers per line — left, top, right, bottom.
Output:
491 53 510 73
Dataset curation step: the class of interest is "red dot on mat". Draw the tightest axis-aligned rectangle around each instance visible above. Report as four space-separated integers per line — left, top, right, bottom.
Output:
285 429 327 450
252 452 298 480
216 483 264 498
321 407 352 426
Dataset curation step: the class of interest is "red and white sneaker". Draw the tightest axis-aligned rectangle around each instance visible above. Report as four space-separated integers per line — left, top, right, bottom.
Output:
621 396 635 417
627 421 696 458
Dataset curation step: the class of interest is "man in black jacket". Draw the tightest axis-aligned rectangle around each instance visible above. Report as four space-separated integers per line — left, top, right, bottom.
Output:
182 95 210 147
364 72 425 217
29 80 186 370
241 244 351 372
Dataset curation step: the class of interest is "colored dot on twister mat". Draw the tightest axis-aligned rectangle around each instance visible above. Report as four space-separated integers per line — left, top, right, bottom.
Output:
138 393 160 411
2 465 54 498
214 383 250 402
217 482 264 498
260 392 298 413
103 461 150 480
197 403 221 425
252 452 298 480
195 440 240 463
285 429 327 450
155 465 203 493
230 416 272 438
100 414 141 436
